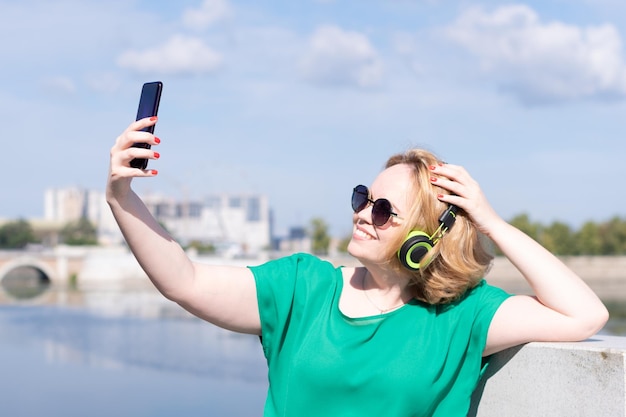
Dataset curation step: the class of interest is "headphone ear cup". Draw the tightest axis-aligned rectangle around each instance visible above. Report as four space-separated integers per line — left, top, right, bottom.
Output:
398 231 434 271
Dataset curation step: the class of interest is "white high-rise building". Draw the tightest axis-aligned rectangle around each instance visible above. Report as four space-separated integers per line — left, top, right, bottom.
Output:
44 187 121 245
44 187 272 254
144 193 271 256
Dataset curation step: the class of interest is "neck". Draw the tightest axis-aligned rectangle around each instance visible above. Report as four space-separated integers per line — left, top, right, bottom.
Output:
359 260 411 289
360 269 410 314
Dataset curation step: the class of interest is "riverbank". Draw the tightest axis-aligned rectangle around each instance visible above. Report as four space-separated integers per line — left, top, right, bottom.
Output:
74 248 626 301
1 245 622 297
1 247 625 333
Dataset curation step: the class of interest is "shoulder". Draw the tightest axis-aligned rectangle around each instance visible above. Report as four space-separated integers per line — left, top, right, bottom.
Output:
464 280 510 303
249 253 340 288
438 280 511 316
250 252 336 274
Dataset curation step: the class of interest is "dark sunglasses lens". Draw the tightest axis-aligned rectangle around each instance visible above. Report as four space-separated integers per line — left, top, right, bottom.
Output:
371 199 392 226
352 185 369 212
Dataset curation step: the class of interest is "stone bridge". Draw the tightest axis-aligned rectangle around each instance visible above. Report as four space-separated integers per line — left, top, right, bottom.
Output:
0 247 86 286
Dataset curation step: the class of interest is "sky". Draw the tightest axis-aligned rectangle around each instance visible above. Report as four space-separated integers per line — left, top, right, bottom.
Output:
1 0 626 238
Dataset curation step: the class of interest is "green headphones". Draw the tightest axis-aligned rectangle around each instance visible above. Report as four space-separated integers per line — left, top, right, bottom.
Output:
397 205 458 271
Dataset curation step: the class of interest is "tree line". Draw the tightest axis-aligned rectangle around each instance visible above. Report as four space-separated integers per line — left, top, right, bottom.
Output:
506 214 626 256
0 218 97 249
326 214 626 256
2 214 626 256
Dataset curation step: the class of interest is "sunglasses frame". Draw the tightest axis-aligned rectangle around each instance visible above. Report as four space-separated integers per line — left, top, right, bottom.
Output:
352 185 403 227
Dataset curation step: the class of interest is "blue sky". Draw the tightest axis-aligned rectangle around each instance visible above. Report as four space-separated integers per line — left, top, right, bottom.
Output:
1 0 626 238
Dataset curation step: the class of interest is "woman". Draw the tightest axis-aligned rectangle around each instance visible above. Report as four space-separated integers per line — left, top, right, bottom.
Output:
107 116 608 416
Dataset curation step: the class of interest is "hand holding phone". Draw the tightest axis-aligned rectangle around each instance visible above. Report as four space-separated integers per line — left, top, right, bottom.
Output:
130 81 163 170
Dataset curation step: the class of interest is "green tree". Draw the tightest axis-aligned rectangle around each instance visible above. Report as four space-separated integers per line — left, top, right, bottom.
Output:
509 213 542 242
0 219 37 249
599 216 626 255
60 217 98 246
310 217 331 255
574 221 603 255
186 240 216 255
541 221 574 256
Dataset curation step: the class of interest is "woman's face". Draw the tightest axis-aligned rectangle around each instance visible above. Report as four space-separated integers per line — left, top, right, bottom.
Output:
347 163 413 266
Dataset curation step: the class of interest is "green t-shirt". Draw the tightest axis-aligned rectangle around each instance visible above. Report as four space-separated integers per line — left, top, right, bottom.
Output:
250 253 510 417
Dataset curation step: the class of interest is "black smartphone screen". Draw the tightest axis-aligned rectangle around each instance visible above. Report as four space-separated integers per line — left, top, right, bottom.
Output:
130 81 163 169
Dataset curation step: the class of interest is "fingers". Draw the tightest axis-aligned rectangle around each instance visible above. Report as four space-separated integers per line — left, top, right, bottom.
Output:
109 117 162 178
428 163 502 230
115 116 160 149
429 163 472 198
428 163 486 214
133 115 158 133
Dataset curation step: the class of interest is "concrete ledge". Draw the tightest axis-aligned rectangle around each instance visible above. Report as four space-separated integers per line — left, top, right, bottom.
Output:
471 335 626 417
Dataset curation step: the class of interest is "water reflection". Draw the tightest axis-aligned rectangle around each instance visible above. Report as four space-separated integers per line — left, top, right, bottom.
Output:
1 281 624 417
0 287 268 417
1 266 51 299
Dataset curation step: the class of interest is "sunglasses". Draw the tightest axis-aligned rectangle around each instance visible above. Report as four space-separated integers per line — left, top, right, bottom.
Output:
351 184 402 226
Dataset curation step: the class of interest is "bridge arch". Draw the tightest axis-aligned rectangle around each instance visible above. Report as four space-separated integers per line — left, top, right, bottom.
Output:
0 257 57 299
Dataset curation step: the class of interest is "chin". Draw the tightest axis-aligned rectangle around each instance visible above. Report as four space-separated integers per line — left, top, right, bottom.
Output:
346 238 364 260
347 239 384 265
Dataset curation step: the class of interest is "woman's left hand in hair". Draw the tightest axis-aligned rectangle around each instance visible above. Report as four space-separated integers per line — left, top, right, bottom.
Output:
428 163 504 237
430 163 608 354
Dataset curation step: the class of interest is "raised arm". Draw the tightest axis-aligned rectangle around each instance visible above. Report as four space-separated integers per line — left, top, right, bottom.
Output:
106 117 261 335
429 164 609 355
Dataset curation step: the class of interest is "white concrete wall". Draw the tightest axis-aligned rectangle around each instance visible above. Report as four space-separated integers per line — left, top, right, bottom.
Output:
470 335 626 417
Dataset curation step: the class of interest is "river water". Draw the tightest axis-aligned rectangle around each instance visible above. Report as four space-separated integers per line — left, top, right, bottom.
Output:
0 283 623 417
0 286 268 417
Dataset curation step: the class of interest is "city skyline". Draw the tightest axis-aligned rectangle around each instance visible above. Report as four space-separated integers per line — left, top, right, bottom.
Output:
1 0 626 238
40 186 272 253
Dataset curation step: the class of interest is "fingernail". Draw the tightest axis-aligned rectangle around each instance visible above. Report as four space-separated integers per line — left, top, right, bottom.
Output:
430 176 437 182
151 169 158 175
429 165 436 170
154 152 160 159
437 194 443 199
154 137 161 144
150 116 158 121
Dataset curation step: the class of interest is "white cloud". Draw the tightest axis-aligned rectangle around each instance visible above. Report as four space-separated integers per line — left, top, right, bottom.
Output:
182 0 232 31
445 4 626 104
299 25 383 89
116 35 223 76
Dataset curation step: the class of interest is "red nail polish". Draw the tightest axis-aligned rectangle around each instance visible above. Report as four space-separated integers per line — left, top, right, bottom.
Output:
150 116 158 121
154 137 161 144
151 169 158 175
154 152 160 159
437 194 443 199
430 176 437 182
429 165 436 170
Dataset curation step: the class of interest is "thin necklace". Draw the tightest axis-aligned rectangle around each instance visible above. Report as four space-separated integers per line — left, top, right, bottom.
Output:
361 270 406 315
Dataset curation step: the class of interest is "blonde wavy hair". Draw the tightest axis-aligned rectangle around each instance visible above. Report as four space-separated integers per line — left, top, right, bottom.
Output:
381 149 493 304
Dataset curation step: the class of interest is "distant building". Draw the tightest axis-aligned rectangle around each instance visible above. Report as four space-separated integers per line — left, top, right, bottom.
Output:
44 187 272 254
44 187 118 245
276 226 311 253
44 187 92 223
143 193 271 256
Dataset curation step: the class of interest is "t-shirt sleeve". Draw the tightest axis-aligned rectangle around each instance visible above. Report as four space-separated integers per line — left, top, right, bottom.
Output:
248 253 335 362
469 280 512 351
249 255 298 360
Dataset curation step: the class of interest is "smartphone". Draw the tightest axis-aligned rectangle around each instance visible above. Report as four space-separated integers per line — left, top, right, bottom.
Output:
130 81 163 170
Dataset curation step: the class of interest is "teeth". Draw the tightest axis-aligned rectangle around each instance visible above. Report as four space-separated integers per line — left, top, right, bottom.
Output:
354 228 374 240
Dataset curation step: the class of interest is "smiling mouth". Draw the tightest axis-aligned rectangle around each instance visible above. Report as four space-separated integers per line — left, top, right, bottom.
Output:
354 227 375 240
